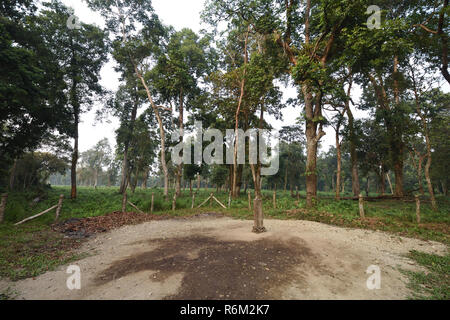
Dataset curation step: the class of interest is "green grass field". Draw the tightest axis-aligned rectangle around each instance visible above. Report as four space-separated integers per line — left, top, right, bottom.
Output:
0 186 448 298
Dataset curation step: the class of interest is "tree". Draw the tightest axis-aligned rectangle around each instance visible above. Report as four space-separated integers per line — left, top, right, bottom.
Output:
37 1 109 199
0 0 69 172
79 138 112 189
150 28 213 196
87 0 173 198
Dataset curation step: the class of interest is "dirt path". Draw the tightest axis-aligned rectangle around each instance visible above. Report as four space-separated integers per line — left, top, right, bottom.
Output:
1 216 447 300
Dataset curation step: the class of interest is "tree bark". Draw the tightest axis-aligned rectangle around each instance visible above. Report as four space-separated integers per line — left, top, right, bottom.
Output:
175 89 184 197
9 158 17 190
232 26 249 198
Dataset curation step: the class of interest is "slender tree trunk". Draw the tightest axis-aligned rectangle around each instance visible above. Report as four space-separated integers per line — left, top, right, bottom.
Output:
135 68 169 200
94 168 98 189
425 147 437 210
71 110 79 199
284 166 288 192
335 133 342 201
9 158 17 190
379 166 386 195
119 90 138 195
232 26 249 199
175 89 184 197
346 107 360 197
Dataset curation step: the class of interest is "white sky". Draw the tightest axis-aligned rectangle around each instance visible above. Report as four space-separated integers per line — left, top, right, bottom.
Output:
59 0 448 155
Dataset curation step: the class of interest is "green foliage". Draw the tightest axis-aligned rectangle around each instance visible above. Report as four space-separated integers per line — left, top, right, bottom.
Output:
402 250 450 300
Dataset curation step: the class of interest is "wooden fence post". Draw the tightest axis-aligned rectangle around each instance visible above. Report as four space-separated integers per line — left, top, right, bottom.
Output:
172 193 177 211
248 191 252 210
191 192 196 209
122 192 127 213
359 194 365 219
415 194 421 224
0 193 8 223
55 194 64 221
273 191 277 209
209 193 213 207
150 193 154 214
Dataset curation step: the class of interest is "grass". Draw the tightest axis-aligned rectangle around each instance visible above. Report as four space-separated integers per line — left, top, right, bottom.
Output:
0 186 448 285
401 250 450 300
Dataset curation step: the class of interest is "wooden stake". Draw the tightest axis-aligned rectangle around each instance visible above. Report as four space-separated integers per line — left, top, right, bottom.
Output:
172 193 177 211
212 195 227 209
248 191 252 210
128 201 144 214
55 194 64 221
273 191 276 209
14 205 58 226
386 173 394 195
191 192 196 209
415 194 421 224
150 193 154 214
121 192 127 213
197 194 213 208
359 194 365 219
0 193 8 224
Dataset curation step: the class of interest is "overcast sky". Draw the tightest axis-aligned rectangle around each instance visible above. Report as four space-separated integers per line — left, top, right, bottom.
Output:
59 0 448 156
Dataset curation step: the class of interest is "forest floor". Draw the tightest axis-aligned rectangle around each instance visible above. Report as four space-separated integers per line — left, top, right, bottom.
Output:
0 214 447 300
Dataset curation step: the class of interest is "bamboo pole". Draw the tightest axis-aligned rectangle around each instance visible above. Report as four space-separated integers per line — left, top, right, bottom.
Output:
212 195 227 209
197 194 213 208
359 194 365 219
415 194 421 224
191 192 196 209
386 173 394 195
54 194 64 222
150 193 154 214
273 191 277 209
128 201 145 214
0 193 7 223
14 205 58 226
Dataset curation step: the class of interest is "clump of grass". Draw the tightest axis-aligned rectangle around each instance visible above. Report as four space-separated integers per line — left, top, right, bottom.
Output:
401 250 450 300
0 222 86 281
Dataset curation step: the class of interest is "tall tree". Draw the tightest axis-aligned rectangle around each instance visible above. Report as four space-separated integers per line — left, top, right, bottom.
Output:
38 1 109 199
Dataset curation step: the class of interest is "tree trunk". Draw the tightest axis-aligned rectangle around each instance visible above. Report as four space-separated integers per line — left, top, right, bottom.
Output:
9 158 17 190
70 112 79 199
303 84 325 208
346 107 360 197
379 166 386 195
425 150 437 210
135 68 169 200
119 90 138 195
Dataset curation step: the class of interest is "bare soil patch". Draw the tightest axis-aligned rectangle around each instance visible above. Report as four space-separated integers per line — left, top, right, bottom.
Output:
1 216 447 300
96 235 313 299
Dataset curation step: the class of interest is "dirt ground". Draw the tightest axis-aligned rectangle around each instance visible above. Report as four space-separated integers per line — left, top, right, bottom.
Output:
1 215 447 300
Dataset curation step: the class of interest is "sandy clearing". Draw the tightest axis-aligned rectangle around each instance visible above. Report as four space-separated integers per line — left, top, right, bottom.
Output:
1 216 447 300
